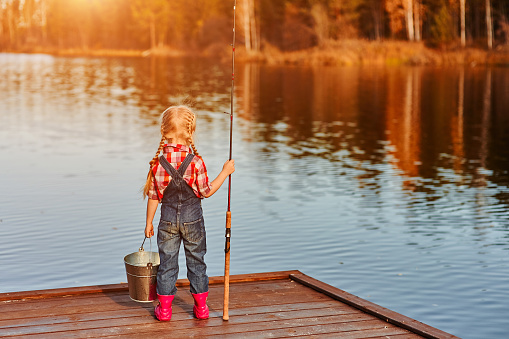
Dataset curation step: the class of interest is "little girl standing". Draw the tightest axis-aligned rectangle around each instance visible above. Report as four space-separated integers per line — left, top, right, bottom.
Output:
142 105 235 321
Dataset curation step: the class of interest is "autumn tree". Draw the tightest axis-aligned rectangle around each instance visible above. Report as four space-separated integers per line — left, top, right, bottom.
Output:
2 0 508 53
239 0 259 52
428 0 455 46
385 0 422 41
372 0 387 41
328 0 361 39
460 0 466 46
1 0 21 48
311 1 329 45
22 0 36 44
414 0 422 41
46 0 67 48
70 0 93 49
406 0 415 40
486 0 493 49
354 0 386 41
499 10 509 46
282 2 318 51
130 0 171 50
385 0 406 38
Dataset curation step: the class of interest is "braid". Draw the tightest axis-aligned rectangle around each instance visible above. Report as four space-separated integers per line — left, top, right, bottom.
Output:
142 136 166 199
150 136 166 167
186 112 199 156
189 142 199 156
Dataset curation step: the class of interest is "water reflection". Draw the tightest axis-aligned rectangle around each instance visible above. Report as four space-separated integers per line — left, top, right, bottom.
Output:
235 63 509 209
1 54 507 219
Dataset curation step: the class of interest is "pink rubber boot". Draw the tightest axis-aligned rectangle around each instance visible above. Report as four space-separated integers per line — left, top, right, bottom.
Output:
154 294 174 321
192 292 209 319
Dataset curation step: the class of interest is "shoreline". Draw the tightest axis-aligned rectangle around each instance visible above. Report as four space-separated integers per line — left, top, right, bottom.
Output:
3 40 509 66
238 40 509 66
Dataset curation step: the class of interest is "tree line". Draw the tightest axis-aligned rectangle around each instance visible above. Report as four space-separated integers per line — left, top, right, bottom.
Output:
1 0 507 54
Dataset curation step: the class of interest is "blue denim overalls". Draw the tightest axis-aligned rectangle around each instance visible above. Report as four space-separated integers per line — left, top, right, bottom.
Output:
156 154 208 296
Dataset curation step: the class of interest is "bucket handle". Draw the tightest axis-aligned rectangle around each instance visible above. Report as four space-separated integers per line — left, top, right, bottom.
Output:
139 236 154 268
139 236 147 252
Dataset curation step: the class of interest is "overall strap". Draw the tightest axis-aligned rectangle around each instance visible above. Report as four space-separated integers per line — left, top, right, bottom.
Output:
178 153 195 175
159 153 195 179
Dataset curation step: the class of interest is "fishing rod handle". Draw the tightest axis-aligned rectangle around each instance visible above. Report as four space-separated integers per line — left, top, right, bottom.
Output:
223 211 232 321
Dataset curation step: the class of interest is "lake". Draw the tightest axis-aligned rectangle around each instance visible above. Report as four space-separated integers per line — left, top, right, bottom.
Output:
0 53 508 338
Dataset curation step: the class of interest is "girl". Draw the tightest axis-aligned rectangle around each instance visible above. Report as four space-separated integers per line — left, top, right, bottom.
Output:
143 105 235 321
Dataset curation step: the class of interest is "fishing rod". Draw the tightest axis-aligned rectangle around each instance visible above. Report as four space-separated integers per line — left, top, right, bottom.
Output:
223 0 236 322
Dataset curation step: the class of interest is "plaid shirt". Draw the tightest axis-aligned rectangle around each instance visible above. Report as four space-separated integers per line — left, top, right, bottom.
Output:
148 144 212 200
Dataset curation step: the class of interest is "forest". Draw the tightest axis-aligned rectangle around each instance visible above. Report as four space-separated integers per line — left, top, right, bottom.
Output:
1 0 508 59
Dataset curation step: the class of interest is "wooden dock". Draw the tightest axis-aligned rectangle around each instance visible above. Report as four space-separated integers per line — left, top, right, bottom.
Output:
0 270 458 338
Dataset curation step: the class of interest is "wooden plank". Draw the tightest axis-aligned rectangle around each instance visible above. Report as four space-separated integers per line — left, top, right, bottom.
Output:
0 307 372 337
99 327 417 339
0 300 356 330
0 288 332 326
208 270 301 285
219 326 416 339
302 333 424 339
290 272 458 339
0 293 144 315
205 323 415 339
6 314 380 338
193 318 406 338
0 278 305 315
93 318 409 339
362 335 425 339
0 284 128 303
0 270 299 302
0 280 361 333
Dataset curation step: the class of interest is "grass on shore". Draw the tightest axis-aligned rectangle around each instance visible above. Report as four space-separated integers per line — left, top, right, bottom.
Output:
237 40 509 66
6 40 509 66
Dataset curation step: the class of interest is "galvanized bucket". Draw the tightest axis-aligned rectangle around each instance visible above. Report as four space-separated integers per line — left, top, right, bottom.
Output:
124 237 160 302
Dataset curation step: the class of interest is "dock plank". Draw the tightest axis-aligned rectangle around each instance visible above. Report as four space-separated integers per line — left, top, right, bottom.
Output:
95 318 408 339
290 272 457 339
0 271 301 303
205 323 415 339
0 300 358 330
0 279 312 315
9 312 375 338
305 333 424 339
0 282 336 324
0 271 458 339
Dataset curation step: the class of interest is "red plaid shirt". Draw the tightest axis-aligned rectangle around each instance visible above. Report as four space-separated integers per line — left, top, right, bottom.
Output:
148 144 212 200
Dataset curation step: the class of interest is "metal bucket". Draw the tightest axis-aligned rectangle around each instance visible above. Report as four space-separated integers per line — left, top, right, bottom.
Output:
124 238 160 302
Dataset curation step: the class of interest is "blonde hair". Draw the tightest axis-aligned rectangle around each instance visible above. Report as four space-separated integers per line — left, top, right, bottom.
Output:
142 105 199 199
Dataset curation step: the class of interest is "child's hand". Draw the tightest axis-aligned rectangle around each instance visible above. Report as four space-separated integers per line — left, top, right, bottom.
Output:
204 159 236 198
222 159 235 175
145 223 154 238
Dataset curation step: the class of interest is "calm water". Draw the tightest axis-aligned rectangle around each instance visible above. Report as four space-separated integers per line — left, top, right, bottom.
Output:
1 53 508 338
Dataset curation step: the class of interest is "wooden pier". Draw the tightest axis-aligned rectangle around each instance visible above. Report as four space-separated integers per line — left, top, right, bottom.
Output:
0 270 458 338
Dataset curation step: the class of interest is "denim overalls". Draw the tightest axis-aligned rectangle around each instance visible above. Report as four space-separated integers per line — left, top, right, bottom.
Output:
156 153 208 296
